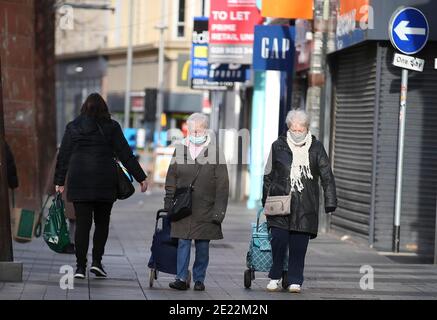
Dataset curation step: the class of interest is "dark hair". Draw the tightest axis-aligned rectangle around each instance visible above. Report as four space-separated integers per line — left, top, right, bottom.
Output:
80 93 111 120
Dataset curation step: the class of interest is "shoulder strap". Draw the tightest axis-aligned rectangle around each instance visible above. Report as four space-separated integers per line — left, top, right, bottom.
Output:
96 122 117 158
189 165 202 188
96 122 107 143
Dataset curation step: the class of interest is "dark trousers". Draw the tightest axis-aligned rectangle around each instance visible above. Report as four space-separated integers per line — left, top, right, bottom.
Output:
269 227 310 286
73 202 113 267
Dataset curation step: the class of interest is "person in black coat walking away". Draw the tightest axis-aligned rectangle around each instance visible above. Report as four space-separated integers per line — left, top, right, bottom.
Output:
262 109 337 293
54 93 149 279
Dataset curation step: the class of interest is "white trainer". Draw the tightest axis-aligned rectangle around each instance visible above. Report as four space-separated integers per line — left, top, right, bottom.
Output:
288 284 301 293
266 280 281 292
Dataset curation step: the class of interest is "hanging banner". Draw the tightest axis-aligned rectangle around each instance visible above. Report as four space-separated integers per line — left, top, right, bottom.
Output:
208 64 249 82
252 25 295 72
209 0 262 64
191 17 233 90
261 0 313 20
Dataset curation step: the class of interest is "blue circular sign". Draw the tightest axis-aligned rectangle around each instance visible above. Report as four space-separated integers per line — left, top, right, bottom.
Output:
389 7 429 55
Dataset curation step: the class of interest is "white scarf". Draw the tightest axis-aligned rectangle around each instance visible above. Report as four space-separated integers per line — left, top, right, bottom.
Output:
286 131 313 193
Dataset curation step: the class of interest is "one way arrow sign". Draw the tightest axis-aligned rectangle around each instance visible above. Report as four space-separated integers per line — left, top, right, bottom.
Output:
389 7 429 55
394 20 426 41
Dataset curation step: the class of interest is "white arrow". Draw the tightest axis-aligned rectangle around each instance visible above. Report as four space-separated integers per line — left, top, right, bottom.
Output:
394 20 426 41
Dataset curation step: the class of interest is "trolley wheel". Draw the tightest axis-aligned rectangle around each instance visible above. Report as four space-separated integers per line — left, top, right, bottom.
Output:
282 271 288 290
149 268 156 288
244 269 252 289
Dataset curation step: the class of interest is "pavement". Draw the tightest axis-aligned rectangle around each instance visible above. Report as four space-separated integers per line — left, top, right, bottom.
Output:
1 188 437 300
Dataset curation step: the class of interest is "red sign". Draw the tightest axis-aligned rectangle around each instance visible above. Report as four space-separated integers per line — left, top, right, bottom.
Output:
131 96 144 112
209 0 262 64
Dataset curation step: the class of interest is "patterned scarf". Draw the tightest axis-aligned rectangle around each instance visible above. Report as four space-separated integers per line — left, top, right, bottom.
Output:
286 130 313 193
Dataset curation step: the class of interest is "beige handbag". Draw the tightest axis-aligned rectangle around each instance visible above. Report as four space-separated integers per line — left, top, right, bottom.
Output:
264 186 292 216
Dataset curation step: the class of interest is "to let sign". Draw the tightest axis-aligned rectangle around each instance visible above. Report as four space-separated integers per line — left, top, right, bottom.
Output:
252 25 295 72
392 53 425 72
209 0 262 64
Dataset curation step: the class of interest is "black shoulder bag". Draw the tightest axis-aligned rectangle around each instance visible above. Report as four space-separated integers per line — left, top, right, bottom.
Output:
96 122 135 200
168 165 202 222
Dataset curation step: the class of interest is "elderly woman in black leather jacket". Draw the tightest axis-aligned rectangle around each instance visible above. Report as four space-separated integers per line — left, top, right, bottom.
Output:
262 109 337 293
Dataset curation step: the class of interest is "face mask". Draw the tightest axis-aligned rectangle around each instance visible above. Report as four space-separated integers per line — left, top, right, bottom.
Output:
290 131 307 143
189 135 207 145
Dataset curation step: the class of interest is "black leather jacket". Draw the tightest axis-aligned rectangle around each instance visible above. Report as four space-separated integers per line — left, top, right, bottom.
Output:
262 134 337 239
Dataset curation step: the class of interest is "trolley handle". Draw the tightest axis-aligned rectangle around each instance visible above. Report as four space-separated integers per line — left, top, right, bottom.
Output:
156 209 168 220
155 209 169 230
256 208 264 232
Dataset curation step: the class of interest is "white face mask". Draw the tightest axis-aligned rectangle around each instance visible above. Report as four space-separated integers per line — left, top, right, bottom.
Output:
189 135 207 145
290 131 307 143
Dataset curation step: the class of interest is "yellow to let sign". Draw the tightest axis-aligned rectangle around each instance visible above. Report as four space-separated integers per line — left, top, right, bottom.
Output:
261 0 313 20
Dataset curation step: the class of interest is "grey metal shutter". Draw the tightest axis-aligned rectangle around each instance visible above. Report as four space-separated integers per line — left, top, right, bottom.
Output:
374 42 437 255
331 43 377 240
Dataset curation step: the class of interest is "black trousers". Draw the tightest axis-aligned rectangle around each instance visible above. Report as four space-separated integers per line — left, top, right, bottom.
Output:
73 202 113 267
269 227 310 286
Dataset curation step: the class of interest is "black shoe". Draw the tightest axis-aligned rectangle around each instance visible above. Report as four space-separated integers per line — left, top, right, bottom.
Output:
194 281 205 291
74 266 86 279
90 262 107 278
169 279 188 291
62 243 75 255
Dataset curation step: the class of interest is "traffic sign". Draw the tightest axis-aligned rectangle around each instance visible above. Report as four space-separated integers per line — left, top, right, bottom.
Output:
389 7 429 55
392 53 424 72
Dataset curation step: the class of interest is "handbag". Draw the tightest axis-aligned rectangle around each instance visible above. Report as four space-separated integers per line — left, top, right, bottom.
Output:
264 183 292 216
168 165 202 222
43 193 70 253
96 122 135 200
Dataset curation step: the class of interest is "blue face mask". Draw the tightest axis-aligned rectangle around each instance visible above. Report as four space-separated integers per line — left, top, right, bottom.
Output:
189 135 207 145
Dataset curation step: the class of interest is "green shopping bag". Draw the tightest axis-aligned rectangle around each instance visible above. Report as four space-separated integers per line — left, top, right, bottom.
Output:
43 193 70 253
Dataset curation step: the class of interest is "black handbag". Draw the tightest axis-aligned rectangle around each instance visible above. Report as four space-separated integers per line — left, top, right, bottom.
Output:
168 165 202 222
96 122 135 200
115 161 135 200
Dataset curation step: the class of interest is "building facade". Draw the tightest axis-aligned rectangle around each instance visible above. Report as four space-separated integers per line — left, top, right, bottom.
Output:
327 0 437 257
0 0 56 210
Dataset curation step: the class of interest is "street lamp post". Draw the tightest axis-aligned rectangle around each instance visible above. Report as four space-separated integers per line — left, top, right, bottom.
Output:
154 0 167 146
124 0 134 129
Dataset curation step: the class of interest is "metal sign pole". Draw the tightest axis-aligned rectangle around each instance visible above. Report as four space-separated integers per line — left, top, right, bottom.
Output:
434 190 437 264
393 68 408 253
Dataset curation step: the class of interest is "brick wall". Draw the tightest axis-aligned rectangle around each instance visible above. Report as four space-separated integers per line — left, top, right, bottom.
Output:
0 0 56 210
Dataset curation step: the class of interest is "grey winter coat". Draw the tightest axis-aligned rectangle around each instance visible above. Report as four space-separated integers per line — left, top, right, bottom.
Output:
164 141 229 240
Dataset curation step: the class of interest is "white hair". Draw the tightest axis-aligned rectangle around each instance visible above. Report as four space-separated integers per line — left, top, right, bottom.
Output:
187 113 209 130
286 109 310 129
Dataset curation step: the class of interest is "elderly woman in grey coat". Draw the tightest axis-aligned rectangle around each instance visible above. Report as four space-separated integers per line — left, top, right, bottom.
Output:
164 113 229 291
262 109 337 293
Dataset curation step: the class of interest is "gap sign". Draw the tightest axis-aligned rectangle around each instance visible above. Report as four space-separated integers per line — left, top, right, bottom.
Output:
252 25 295 71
